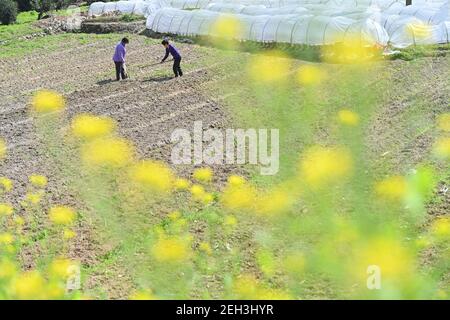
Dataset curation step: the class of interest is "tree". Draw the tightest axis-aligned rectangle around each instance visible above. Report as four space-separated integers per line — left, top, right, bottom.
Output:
0 0 18 25
32 0 70 20
17 0 33 12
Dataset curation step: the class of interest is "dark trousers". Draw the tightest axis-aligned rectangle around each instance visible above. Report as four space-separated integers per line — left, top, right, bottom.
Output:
114 61 127 81
173 58 183 77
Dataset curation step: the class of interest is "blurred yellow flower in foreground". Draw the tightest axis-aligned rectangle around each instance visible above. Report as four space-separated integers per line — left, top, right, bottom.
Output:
193 167 213 183
11 271 45 299
25 192 42 205
0 138 6 160
431 217 450 238
233 275 291 299
63 228 77 240
228 175 246 187
224 215 237 227
199 242 213 255
174 178 190 190
433 137 450 158
297 65 327 86
211 15 242 39
299 146 352 188
0 258 17 278
0 177 13 192
82 137 134 168
31 90 65 113
71 114 116 140
129 290 157 300
354 237 413 281
375 176 408 201
49 206 76 226
152 236 192 263
323 37 378 64
406 21 432 40
221 180 257 211
248 52 290 83
29 174 48 188
256 189 293 216
0 232 14 245
338 109 360 126
49 258 77 279
0 203 13 217
190 184 206 201
131 160 174 193
437 113 450 132
14 216 24 226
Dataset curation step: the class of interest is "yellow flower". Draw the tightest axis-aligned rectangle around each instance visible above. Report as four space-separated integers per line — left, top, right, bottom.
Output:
49 258 75 279
437 113 450 132
0 177 13 192
29 174 48 188
168 211 181 220
431 218 450 238
0 203 13 217
221 180 257 211
233 274 291 300
255 189 293 216
297 65 326 86
299 146 353 188
63 229 77 240
174 178 190 190
248 52 290 83
11 271 45 299
201 193 214 205
224 215 237 227
71 114 116 140
193 167 213 183
0 258 17 278
129 291 156 300
434 137 450 158
375 176 408 201
130 160 174 193
25 192 42 205
199 242 213 255
14 216 25 226
152 237 191 262
322 36 378 64
48 206 76 226
406 21 432 40
338 109 360 126
0 138 6 160
0 233 14 245
227 175 245 187
211 15 242 39
190 184 206 201
354 237 413 281
82 137 134 168
31 90 65 113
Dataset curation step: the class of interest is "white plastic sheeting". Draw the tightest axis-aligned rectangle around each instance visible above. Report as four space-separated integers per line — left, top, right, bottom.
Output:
88 0 450 47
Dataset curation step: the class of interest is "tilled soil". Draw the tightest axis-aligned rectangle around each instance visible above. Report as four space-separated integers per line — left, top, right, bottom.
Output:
0 35 247 297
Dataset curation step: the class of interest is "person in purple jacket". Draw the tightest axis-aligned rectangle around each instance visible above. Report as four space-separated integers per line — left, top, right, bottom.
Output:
113 38 129 81
161 39 183 77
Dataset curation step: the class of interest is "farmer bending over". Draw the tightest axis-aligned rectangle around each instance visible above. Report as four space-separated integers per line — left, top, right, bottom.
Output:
161 39 183 77
113 37 129 81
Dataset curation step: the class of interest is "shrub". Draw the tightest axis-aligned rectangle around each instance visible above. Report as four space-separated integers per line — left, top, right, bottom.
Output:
17 0 33 12
0 0 18 25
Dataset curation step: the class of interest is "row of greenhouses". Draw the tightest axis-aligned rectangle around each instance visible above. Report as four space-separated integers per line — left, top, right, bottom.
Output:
88 0 450 47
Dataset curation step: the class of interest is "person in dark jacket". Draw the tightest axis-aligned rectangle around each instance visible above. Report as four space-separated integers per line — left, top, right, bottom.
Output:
113 38 129 81
161 39 183 77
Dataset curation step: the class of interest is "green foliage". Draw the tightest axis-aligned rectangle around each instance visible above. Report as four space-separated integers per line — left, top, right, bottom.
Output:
31 0 71 19
0 0 18 25
17 0 34 12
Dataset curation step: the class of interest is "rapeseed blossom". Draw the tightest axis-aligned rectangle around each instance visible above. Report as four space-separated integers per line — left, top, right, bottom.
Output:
71 114 116 140
297 65 327 86
29 174 48 188
82 137 134 168
211 15 242 39
48 206 76 226
193 167 213 183
338 109 360 126
11 271 46 299
433 137 450 158
31 90 65 113
248 52 290 83
0 177 13 192
0 138 6 160
431 217 450 239
436 113 450 132
375 176 408 201
174 178 190 190
0 203 13 217
152 236 192 262
299 146 353 188
221 180 257 211
131 160 174 193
